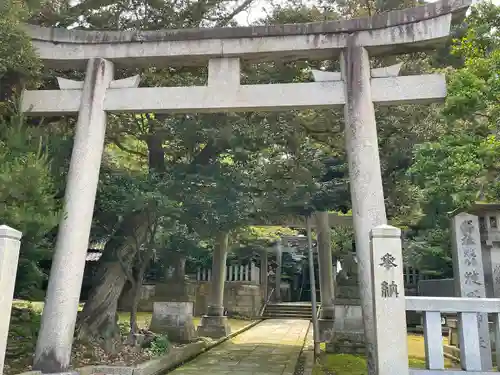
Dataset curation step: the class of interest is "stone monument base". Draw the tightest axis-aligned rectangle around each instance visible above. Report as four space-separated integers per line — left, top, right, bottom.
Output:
154 321 197 343
327 331 365 354
197 315 231 339
327 299 365 354
149 301 197 343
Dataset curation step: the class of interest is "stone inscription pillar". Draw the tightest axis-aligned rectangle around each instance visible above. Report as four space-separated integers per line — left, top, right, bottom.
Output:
316 211 335 319
197 232 231 338
370 225 409 375
0 226 22 375
34 58 114 373
341 44 388 375
451 213 492 370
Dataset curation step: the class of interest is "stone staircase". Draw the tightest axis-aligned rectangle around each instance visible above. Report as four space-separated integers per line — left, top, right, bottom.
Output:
262 302 315 320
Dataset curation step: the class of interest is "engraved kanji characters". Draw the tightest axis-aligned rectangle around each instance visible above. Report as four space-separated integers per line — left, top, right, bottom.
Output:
494 264 500 285
466 290 481 298
380 253 397 270
464 270 482 285
463 247 478 267
381 281 399 298
460 219 476 245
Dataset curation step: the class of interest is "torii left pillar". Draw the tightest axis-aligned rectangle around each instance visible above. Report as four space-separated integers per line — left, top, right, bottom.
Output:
197 232 231 338
315 212 336 346
33 58 114 373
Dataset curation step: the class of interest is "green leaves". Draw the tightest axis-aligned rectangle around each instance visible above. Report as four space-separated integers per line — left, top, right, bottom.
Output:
444 1 500 123
401 1 500 275
0 110 61 297
0 2 41 94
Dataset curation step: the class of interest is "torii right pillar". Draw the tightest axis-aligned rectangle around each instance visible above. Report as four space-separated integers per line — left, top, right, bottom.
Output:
311 4 472 370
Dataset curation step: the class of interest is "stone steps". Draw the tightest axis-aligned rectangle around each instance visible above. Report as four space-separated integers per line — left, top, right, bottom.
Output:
263 303 315 320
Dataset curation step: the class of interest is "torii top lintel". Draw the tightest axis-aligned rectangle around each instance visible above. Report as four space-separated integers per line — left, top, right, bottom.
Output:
25 0 470 69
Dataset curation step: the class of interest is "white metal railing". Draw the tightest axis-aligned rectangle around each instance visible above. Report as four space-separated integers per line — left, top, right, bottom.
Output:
196 262 260 283
406 296 500 374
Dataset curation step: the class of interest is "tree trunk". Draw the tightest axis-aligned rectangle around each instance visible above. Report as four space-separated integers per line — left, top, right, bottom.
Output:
129 249 153 344
128 279 139 345
76 211 148 342
77 261 127 342
129 288 138 336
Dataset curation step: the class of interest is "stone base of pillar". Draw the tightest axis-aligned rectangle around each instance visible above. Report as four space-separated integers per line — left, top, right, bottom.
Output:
326 331 365 354
318 318 336 344
320 305 335 320
197 315 231 339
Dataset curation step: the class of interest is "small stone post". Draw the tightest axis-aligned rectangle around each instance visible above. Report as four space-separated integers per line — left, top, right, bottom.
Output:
0 226 22 375
197 232 231 338
261 250 268 302
34 58 114 373
275 240 282 301
370 225 408 375
341 43 388 375
451 213 492 370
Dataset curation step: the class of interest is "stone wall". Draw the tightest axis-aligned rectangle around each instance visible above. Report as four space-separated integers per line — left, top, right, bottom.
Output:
119 280 263 318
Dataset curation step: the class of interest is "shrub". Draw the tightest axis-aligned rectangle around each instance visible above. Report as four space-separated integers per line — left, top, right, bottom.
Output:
148 334 170 356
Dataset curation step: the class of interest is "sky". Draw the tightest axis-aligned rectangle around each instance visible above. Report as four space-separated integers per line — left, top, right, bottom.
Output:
233 0 499 25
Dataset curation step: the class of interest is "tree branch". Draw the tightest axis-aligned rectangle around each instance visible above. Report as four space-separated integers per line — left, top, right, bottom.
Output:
216 0 255 26
111 136 148 158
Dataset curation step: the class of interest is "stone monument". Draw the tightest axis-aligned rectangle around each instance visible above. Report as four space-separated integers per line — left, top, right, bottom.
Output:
337 251 360 300
150 302 196 343
21 1 471 371
330 252 364 354
158 255 196 305
451 212 492 370
469 203 500 299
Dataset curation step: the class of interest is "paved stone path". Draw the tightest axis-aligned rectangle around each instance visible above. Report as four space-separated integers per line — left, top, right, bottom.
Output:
170 319 310 375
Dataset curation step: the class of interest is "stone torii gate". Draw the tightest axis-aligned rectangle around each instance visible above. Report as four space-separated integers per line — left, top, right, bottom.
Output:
21 0 470 372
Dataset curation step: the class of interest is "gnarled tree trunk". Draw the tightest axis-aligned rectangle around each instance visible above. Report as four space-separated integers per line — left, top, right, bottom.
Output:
76 211 148 344
76 132 166 344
